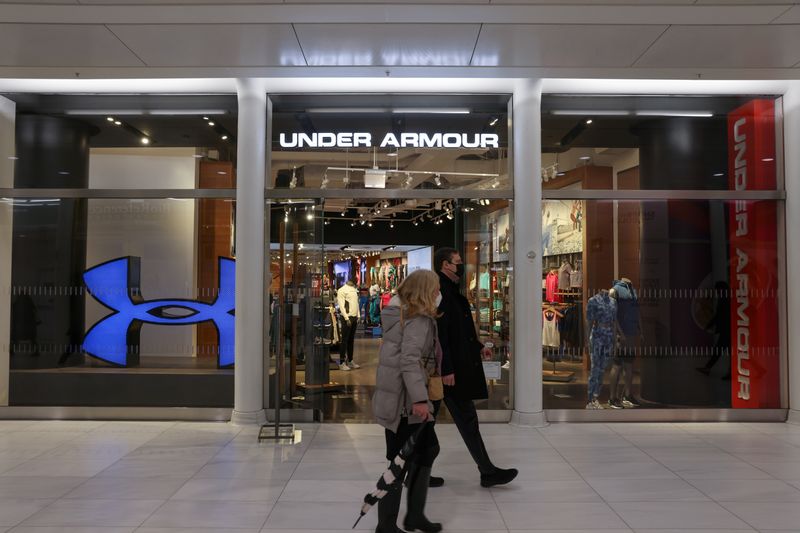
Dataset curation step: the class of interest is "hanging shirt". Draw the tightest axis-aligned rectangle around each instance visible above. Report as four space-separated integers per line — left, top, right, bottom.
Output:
545 271 560 303
558 263 572 290
542 309 561 347
570 269 583 288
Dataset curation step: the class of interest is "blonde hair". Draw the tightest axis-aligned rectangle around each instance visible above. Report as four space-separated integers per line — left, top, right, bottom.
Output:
398 269 441 319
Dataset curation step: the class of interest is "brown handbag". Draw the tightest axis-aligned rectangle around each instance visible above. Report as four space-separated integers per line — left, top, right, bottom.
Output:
427 374 444 401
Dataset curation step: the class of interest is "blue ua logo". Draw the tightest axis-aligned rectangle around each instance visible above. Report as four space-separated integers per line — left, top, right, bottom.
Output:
83 256 235 367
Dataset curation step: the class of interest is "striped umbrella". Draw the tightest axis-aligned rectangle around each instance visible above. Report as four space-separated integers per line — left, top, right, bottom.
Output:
352 422 429 529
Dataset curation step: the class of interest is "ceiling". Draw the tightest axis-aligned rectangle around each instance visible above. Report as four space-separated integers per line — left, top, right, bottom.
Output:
1 2 800 78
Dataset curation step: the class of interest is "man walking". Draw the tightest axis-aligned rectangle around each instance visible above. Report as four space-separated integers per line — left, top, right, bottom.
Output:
434 247 518 487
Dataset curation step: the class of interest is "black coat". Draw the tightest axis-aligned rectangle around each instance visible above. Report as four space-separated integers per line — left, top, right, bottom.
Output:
436 272 488 400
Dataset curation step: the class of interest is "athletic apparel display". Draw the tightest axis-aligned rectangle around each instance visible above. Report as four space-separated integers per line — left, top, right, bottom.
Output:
337 282 360 320
586 290 616 400
545 271 560 303
542 309 560 348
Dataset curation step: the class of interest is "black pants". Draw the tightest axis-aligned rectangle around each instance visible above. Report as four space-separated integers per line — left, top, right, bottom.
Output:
340 316 357 363
385 418 440 468
443 395 495 475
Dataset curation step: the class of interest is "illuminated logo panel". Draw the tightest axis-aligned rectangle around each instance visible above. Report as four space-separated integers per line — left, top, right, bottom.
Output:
83 256 235 367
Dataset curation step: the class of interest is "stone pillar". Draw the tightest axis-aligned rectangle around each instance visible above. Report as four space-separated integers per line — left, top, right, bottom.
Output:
0 95 14 405
784 84 800 424
510 79 547 427
231 79 268 425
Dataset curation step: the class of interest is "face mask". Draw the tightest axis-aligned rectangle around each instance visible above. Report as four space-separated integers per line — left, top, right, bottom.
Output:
454 263 465 279
435 293 443 307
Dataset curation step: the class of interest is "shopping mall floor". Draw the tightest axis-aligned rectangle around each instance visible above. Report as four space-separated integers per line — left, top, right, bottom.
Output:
0 421 798 531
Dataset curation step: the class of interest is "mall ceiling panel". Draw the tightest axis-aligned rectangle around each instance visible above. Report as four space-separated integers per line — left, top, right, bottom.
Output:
0 24 143 67
293 24 480 66
472 24 666 67
107 24 306 67
635 25 800 68
769 6 800 23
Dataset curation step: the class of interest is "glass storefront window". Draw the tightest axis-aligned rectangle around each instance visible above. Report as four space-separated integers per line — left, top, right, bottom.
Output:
541 95 782 191
0 94 238 189
541 199 782 410
1 197 235 407
0 93 239 408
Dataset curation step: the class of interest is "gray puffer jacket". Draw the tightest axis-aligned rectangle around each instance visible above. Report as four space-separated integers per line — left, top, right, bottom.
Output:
373 296 437 433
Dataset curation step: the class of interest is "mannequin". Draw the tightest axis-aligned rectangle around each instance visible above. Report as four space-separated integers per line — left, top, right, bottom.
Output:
608 278 642 408
586 288 617 409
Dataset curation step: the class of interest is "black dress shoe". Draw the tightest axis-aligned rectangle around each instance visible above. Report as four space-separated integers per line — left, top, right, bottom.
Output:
428 475 444 488
480 467 518 488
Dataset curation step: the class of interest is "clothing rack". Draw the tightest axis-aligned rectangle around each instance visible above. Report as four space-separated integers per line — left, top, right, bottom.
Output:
542 302 577 383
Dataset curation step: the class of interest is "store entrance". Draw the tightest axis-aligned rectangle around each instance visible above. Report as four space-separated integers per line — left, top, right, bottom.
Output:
269 197 512 422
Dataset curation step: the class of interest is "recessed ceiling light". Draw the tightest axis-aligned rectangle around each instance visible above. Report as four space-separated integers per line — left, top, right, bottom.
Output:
208 121 215 126
579 156 591 160
114 120 121 125
141 137 150 145
713 172 724 177
221 135 228 140
585 119 593 125
106 117 114 122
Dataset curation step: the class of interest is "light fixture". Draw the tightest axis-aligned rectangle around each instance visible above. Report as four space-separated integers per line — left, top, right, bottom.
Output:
141 137 150 145
585 119 593 125
489 117 499 126
114 120 121 125
392 108 470 114
340 211 345 217
413 221 419 226
208 121 216 126
762 157 775 162
383 201 390 208
713 172 725 177
306 212 313 221
634 111 714 118
368 222 373 227
434 174 442 187
579 156 591 160
387 152 398 157
551 110 631 116
360 220 366 226
389 222 394 229
106 117 114 122
221 135 228 140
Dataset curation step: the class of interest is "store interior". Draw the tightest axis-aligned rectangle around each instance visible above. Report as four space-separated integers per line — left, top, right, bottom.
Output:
268 197 512 422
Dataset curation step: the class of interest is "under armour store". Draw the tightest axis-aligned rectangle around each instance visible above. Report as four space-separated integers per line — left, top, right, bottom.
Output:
266 95 513 421
0 79 795 425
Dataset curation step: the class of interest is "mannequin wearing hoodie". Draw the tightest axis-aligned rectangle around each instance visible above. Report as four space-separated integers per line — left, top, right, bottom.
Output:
608 278 642 409
337 280 361 370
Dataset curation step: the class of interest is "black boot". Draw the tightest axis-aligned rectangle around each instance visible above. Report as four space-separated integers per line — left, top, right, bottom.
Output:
428 475 444 488
403 465 442 533
375 485 405 533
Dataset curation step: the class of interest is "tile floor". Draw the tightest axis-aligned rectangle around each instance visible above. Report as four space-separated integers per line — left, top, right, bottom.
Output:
0 420 797 531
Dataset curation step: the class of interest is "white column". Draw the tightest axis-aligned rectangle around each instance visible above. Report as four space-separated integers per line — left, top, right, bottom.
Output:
231 78 268 425
510 78 547 427
0 95 15 406
784 83 800 424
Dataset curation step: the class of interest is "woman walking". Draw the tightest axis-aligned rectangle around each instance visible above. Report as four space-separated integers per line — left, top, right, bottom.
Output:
373 269 443 533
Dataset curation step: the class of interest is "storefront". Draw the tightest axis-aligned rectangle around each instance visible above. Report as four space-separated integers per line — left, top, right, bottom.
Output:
0 78 795 424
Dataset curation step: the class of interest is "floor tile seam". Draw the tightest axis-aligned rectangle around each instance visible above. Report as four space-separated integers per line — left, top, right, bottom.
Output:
6 494 64 529
710 498 769 531
539 432 636 532
257 443 307 531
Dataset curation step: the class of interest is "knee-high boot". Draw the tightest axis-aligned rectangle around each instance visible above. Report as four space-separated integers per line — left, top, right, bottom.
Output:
375 485 405 533
403 465 442 533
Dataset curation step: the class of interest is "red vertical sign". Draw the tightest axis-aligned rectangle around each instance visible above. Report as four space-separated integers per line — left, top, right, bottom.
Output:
727 99 780 408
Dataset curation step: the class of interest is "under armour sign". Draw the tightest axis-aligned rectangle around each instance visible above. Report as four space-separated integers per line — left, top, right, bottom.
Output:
83 256 235 367
279 132 499 149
